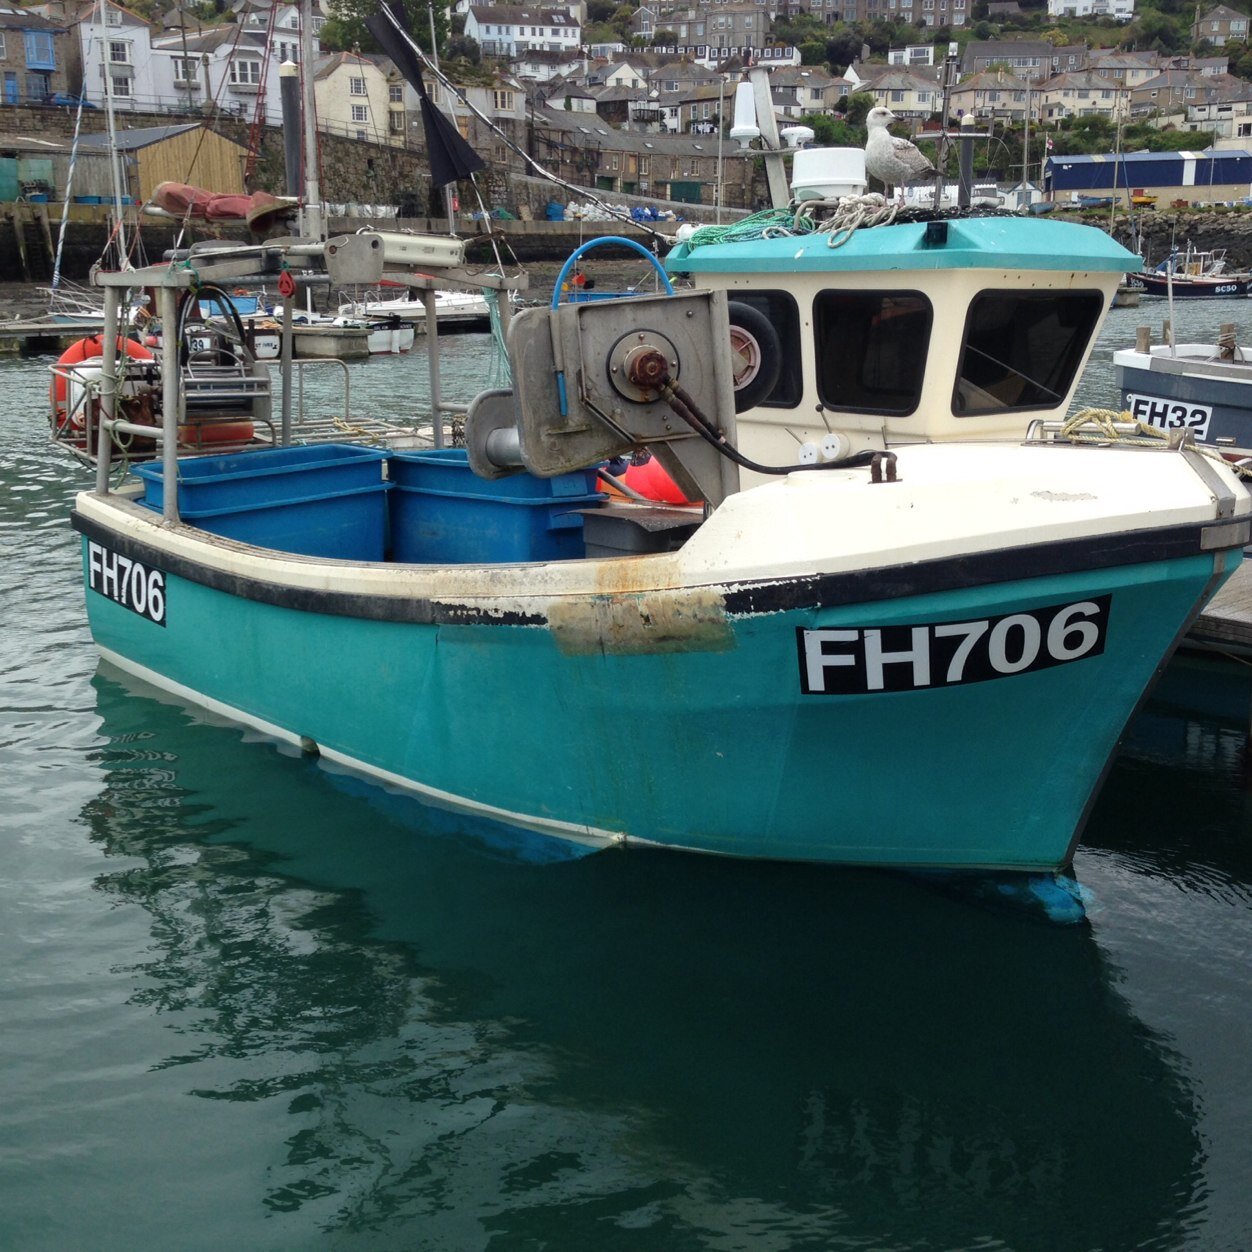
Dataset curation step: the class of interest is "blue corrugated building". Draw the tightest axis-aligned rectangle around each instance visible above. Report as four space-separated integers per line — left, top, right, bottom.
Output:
1046 150 1252 201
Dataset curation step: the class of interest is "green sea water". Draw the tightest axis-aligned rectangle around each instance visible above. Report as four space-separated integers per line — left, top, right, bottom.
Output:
1 306 1251 1250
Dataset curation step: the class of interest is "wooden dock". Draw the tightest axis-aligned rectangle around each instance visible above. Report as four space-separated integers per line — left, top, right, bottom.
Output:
1189 558 1252 655
0 318 104 355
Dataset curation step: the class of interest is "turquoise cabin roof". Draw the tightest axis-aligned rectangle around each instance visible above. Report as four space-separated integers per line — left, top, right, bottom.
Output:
665 217 1139 276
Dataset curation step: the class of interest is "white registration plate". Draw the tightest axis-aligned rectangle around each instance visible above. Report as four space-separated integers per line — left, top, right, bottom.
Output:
1126 393 1213 440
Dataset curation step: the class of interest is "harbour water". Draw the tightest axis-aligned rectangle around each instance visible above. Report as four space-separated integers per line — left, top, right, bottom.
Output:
2 297 1251 1249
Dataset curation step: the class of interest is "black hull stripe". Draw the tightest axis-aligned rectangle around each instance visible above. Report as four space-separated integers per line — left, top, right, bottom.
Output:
72 509 1230 627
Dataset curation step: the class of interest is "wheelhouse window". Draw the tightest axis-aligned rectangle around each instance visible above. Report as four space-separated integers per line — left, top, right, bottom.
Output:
814 290 931 415
953 290 1103 415
728 289 802 408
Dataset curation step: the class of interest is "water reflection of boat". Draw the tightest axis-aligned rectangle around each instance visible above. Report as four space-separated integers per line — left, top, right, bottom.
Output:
80 663 1205 1249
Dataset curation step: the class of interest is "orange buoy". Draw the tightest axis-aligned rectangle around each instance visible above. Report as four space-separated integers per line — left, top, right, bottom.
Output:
50 335 154 439
623 456 694 505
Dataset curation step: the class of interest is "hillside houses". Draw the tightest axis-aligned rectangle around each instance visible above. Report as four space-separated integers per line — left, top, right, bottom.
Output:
6 0 1252 220
949 70 1032 123
1036 70 1127 122
462 6 582 59
841 68 941 119
1193 4 1250 45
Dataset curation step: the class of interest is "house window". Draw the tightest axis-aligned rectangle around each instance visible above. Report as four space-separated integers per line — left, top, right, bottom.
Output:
389 84 403 103
891 89 904 102
112 75 132 97
105 5 122 25
350 76 367 95
351 104 368 122
229 59 262 85
0 33 6 58
277 40 298 61
639 157 649 174
493 89 515 110
173 57 198 81
108 40 131 64
389 111 405 132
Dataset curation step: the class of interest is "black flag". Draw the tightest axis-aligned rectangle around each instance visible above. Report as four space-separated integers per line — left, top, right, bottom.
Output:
365 0 485 188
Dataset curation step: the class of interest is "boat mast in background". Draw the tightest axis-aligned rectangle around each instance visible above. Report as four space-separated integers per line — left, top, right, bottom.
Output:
298 0 323 239
96 0 130 268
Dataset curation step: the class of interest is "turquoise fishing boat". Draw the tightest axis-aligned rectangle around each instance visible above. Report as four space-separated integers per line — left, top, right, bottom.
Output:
67 196 1251 872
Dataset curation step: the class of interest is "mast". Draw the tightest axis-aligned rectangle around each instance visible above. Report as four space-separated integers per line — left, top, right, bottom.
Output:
1022 80 1030 196
933 42 960 210
299 0 323 239
98 0 130 267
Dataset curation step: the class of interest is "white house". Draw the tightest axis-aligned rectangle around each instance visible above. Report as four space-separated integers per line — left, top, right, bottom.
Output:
313 51 392 144
462 7 581 59
1047 0 1134 21
72 0 161 111
147 25 282 123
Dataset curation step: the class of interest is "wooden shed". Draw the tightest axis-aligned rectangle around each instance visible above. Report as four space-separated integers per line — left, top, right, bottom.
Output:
77 123 248 201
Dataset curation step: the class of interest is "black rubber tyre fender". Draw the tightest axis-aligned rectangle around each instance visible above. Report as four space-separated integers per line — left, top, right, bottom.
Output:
726 300 783 412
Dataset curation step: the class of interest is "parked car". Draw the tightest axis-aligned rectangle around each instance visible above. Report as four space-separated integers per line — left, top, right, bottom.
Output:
41 93 99 109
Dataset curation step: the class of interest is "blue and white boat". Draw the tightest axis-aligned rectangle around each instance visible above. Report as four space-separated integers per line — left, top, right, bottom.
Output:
66 198 1252 872
1114 328 1252 451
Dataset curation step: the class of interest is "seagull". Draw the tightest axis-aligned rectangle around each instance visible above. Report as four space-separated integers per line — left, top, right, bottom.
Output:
864 106 936 203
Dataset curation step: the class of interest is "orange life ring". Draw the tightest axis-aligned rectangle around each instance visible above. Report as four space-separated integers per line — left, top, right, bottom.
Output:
50 335 154 437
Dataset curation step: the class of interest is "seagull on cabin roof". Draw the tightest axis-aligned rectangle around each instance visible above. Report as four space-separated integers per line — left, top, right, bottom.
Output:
864 106 936 202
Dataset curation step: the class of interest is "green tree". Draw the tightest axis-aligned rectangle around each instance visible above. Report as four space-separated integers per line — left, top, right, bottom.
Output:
321 0 448 55
843 90 876 126
825 28 863 70
446 34 480 63
810 113 865 145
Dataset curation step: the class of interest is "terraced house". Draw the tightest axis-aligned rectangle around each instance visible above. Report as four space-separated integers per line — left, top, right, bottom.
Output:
0 3 68 104
463 6 581 58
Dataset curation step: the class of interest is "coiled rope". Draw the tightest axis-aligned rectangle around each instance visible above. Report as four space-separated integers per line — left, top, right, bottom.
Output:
1061 407 1252 478
683 207 811 249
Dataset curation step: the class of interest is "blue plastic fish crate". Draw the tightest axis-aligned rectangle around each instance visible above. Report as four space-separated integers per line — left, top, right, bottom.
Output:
135 444 390 560
388 448 604 564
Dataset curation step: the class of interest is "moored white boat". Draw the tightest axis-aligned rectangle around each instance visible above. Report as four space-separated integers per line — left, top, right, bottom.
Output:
338 286 492 332
1114 326 1252 450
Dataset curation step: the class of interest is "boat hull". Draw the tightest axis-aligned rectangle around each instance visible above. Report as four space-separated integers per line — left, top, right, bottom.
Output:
72 497 1240 871
1114 345 1252 447
1134 273 1252 298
